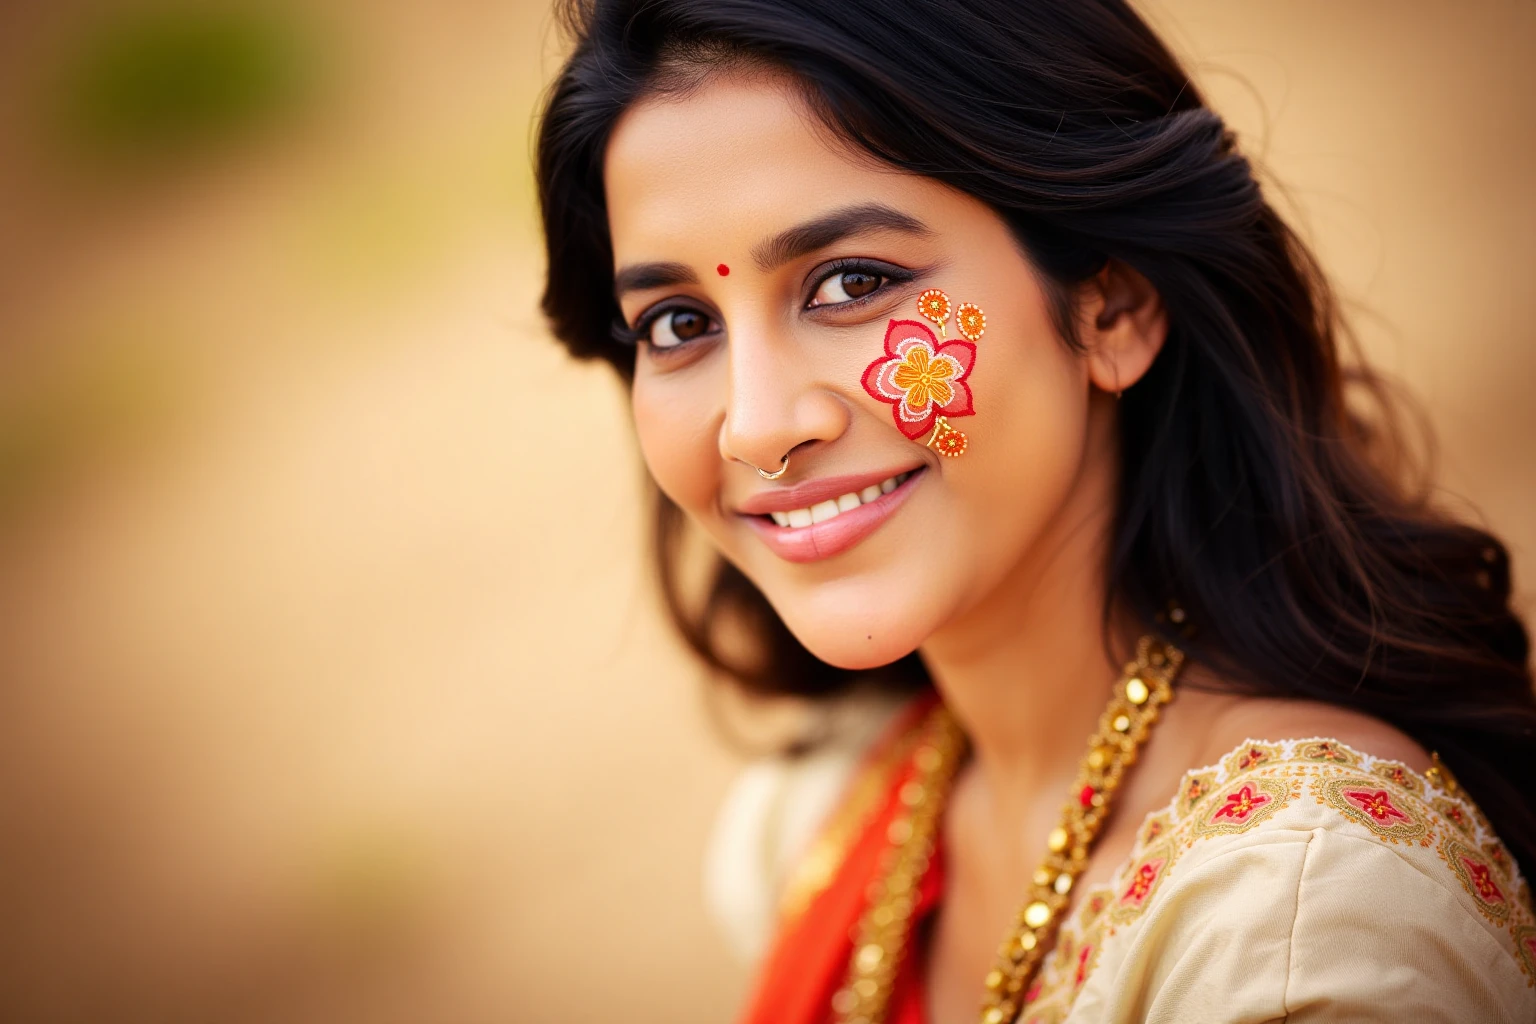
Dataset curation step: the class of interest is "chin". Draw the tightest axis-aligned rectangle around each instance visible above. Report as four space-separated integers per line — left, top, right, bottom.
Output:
762 577 941 672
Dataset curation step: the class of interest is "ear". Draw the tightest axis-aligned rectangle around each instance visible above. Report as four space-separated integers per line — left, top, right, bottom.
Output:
1077 261 1167 397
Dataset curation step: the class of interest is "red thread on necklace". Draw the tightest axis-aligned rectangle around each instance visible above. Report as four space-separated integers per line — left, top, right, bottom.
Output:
717 263 730 276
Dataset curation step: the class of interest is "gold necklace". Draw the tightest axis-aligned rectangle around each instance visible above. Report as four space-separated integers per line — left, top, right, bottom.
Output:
830 633 1185 1024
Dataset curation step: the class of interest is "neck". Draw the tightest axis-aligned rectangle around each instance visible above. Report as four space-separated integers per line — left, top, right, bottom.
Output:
920 394 1129 829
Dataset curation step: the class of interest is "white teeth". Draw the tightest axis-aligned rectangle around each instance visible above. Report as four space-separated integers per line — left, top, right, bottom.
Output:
810 499 840 524
767 471 914 528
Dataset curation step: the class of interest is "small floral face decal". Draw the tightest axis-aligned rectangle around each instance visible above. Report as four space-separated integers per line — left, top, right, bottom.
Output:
955 302 986 341
916 288 951 328
861 318 976 441
929 421 967 457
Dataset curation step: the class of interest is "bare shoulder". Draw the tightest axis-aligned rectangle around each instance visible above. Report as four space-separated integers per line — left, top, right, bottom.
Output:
1190 693 1430 772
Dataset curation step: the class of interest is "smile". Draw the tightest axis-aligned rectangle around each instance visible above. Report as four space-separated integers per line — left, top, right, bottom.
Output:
739 468 925 564
766 471 914 528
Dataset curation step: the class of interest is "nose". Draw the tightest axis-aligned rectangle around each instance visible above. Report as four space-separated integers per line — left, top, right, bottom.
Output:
719 328 848 476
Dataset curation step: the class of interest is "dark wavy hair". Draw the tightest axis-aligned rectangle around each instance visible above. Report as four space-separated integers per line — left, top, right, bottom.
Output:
534 0 1536 877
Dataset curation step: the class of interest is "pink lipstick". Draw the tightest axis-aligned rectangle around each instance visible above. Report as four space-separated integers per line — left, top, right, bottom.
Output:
739 467 925 563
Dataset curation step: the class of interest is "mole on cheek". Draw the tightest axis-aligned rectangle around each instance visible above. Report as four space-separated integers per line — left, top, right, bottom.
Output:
717 263 730 276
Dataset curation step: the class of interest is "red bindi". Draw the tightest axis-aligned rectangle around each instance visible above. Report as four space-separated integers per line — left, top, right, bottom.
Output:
717 263 730 276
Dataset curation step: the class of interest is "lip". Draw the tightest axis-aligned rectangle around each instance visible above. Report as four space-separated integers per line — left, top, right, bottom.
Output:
737 466 924 516
740 467 925 564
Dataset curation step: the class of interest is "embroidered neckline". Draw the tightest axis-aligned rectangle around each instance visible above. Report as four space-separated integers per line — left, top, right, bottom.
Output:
1020 735 1536 1019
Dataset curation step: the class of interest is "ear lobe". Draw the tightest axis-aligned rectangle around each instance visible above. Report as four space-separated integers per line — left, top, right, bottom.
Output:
1080 261 1168 396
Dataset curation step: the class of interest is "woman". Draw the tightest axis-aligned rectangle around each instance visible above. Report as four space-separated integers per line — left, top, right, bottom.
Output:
535 1 1536 1020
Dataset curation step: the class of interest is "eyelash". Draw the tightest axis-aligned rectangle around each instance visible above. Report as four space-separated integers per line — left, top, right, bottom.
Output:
611 302 702 348
611 258 916 350
808 258 916 309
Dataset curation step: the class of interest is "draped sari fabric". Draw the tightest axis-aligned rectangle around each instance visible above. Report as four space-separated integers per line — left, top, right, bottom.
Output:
732 700 1536 1024
737 696 944 1024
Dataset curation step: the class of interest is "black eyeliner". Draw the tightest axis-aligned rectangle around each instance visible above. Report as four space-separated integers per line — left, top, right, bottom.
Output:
613 301 723 352
803 257 919 311
614 301 691 347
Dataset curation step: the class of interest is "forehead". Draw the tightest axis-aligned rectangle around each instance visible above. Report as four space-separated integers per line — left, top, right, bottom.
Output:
603 72 923 260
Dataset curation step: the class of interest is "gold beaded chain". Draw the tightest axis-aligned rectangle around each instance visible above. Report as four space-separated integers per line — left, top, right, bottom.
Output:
830 633 1186 1024
976 635 1182 1023
831 703 967 1024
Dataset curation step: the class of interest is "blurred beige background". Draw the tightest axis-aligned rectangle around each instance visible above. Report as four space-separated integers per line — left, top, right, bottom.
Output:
0 1 1530 1022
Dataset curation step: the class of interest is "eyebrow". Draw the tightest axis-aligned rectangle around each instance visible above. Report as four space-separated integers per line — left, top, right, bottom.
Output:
751 203 931 273
610 202 930 301
613 260 698 299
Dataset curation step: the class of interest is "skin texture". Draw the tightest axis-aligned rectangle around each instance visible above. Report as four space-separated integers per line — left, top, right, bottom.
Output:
604 70 1427 1024
608 73 1129 672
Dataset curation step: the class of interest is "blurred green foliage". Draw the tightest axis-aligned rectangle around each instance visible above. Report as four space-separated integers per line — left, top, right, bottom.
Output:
0 334 184 523
50 4 314 166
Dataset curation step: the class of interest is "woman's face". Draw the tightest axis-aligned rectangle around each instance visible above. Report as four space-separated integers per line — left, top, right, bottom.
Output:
605 72 1106 670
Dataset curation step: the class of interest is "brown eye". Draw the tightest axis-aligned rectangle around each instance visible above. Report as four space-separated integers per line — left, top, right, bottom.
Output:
841 272 880 297
648 308 716 348
810 269 886 307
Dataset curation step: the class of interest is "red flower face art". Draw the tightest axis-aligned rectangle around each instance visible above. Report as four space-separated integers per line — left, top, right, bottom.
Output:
860 318 977 441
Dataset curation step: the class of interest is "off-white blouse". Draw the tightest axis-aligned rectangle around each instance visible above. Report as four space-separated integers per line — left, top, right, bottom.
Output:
707 730 1536 1022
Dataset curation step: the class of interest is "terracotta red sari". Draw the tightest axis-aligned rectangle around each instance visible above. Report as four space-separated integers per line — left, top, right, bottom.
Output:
737 695 945 1024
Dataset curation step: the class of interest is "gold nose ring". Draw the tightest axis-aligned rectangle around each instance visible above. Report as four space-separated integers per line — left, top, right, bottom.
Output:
754 454 790 480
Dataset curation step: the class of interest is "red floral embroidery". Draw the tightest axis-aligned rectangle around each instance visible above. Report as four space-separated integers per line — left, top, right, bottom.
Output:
1175 771 1224 820
1120 858 1164 906
1305 741 1351 762
860 319 976 439
1516 925 1536 981
1213 784 1271 822
1074 944 1093 987
1462 857 1506 904
1023 740 1536 1016
1342 788 1410 824
1237 747 1269 769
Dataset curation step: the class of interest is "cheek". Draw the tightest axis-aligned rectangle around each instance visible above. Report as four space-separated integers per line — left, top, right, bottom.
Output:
631 365 724 519
949 293 1094 576
988 343 1090 497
